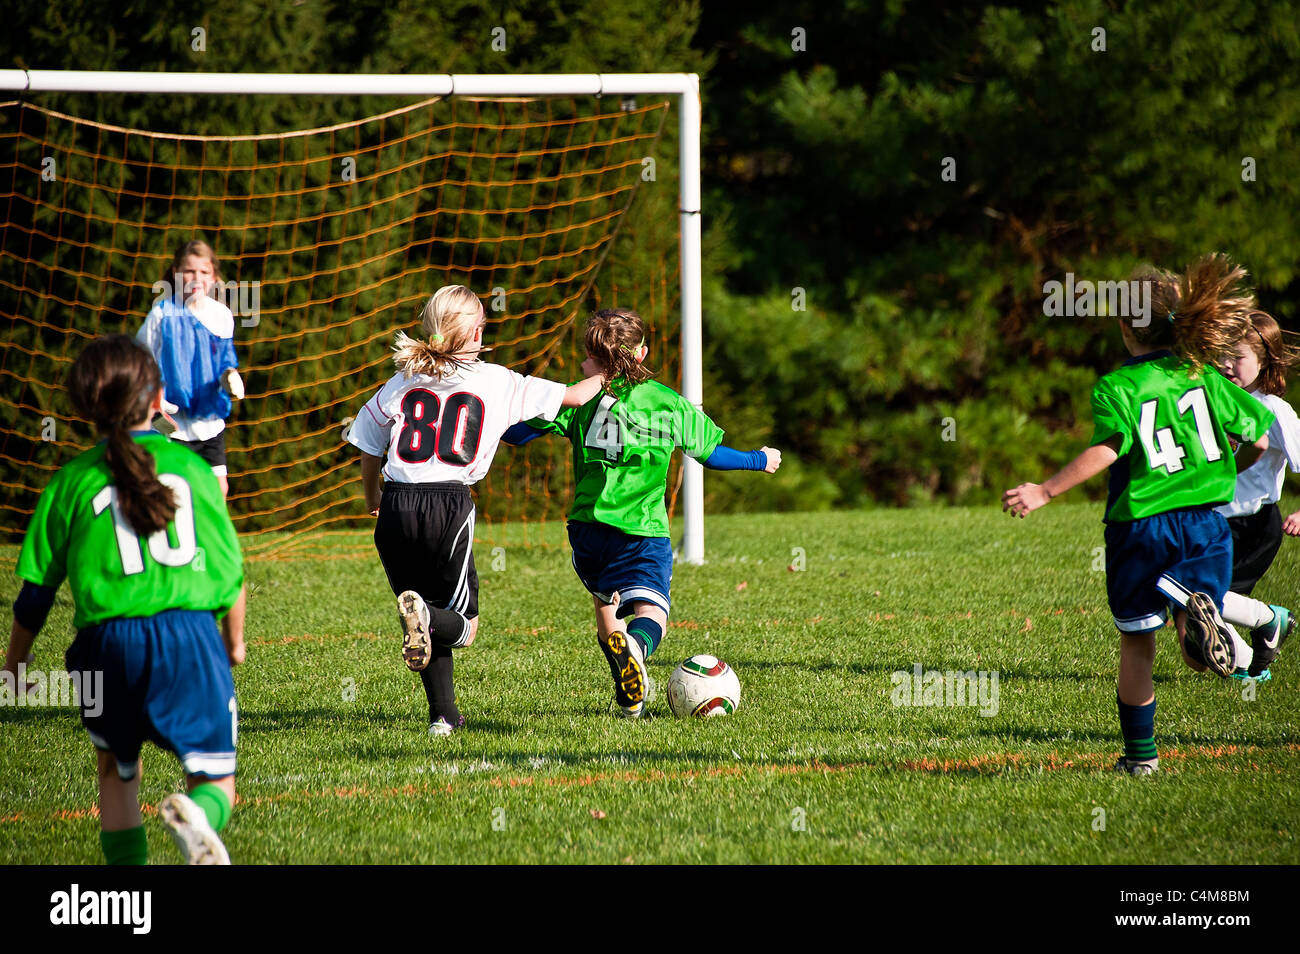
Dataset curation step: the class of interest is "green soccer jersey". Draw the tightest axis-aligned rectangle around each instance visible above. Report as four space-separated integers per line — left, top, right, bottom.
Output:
17 433 244 628
1090 352 1276 522
532 379 724 537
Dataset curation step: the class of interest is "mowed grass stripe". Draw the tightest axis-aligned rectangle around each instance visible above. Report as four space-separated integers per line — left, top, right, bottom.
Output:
4 742 1297 828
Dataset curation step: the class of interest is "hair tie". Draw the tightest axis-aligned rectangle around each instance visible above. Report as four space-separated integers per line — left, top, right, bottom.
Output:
1167 312 1176 323
620 338 645 354
430 334 444 343
1253 326 1274 360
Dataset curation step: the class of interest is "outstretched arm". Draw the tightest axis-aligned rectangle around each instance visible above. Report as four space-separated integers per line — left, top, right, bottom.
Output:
1003 437 1120 518
702 445 782 474
562 374 605 408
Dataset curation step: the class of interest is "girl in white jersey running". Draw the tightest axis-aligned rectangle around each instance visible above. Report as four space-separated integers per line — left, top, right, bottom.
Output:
1215 310 1299 679
347 286 603 736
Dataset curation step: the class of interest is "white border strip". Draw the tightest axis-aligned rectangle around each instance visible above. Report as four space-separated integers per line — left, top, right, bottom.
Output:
0 70 696 97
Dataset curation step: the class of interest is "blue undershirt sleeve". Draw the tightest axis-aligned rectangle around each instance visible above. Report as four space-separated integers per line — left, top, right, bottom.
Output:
702 445 768 471
502 422 545 446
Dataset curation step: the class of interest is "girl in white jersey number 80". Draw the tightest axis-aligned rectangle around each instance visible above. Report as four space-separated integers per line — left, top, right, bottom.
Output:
347 286 604 737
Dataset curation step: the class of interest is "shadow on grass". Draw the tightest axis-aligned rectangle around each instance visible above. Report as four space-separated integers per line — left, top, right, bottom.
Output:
239 704 678 732
720 657 1130 683
0 707 82 726
965 722 1299 753
420 747 734 772
965 724 1124 747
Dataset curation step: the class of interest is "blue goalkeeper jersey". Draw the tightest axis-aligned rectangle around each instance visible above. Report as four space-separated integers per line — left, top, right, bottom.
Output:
137 297 238 422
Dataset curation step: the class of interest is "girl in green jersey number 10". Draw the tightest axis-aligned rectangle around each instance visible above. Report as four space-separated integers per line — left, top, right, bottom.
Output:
1003 255 1276 776
504 308 782 717
3 336 247 864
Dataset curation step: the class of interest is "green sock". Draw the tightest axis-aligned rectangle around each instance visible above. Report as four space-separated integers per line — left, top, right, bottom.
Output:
188 783 233 833
101 826 148 865
1117 696 1158 762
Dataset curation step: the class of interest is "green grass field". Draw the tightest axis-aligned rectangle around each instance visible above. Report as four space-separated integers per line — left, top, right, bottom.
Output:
3 502 1298 864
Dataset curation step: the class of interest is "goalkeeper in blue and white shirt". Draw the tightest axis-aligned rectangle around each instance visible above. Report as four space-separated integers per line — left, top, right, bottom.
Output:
137 239 243 497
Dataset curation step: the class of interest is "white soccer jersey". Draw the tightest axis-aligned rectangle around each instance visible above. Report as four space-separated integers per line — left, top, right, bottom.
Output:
1218 391 1300 518
348 361 566 484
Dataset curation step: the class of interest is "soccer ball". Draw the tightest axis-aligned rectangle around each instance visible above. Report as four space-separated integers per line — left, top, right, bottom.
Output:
666 655 741 717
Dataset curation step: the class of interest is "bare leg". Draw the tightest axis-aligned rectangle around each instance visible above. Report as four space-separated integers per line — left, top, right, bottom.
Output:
592 596 667 639
592 595 622 640
591 595 656 714
97 750 143 831
1117 630 1157 705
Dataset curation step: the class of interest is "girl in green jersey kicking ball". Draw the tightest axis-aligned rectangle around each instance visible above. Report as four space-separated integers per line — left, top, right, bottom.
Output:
3 336 246 863
504 308 781 717
1003 255 1275 775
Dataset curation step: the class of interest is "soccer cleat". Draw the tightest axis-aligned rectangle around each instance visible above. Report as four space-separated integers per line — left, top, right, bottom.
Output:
159 792 231 865
428 715 466 738
1113 756 1159 776
398 591 432 672
613 673 656 720
598 627 648 718
1184 592 1237 678
1248 605 1293 678
1231 667 1271 682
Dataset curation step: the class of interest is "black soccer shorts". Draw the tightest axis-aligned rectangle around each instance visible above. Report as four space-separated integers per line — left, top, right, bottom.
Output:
1228 503 1284 596
373 482 479 618
176 431 228 476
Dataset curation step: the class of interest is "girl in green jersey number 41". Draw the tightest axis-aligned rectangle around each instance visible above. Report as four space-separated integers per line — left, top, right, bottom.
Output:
1003 256 1276 776
504 308 781 717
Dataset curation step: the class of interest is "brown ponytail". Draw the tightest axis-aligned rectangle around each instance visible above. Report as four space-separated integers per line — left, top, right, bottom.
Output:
584 308 654 393
1172 254 1255 373
1129 256 1254 372
68 336 177 536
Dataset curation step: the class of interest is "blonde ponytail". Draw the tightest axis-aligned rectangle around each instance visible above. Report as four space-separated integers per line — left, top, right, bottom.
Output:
393 285 487 378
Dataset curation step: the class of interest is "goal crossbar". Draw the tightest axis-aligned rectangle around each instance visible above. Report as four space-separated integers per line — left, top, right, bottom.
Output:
0 70 708 564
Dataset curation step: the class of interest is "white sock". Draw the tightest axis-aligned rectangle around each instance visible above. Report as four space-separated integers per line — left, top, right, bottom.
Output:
1222 591 1274 630
1229 626 1254 671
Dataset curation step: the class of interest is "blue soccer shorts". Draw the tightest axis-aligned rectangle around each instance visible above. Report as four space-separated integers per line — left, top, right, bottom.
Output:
1104 507 1232 634
567 520 672 618
64 609 237 781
